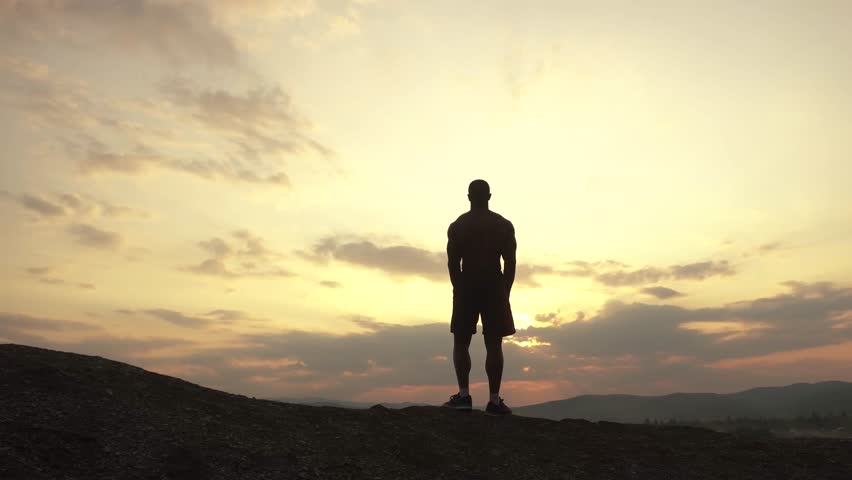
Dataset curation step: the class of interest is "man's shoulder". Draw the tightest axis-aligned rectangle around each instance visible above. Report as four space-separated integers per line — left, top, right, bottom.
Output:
450 210 512 229
448 212 467 235
450 211 471 225
489 211 513 228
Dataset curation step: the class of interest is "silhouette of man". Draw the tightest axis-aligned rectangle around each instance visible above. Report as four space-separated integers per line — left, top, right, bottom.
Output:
442 179 516 415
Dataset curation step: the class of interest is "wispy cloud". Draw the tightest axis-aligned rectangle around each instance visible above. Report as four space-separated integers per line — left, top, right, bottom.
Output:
580 260 736 287
116 307 252 329
300 235 736 288
160 77 332 160
141 309 209 329
0 54 331 190
66 223 122 250
24 266 96 290
182 230 293 279
301 236 446 281
1 190 150 221
639 286 685 299
79 143 292 187
0 312 100 334
0 0 241 66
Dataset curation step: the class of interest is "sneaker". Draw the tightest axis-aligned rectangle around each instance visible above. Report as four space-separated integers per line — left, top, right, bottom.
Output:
442 393 472 410
485 397 512 416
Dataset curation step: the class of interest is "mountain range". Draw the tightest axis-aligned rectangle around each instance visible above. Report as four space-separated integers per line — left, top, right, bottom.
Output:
513 381 852 423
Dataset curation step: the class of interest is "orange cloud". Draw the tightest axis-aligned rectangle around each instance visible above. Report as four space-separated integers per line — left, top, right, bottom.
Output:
707 341 852 371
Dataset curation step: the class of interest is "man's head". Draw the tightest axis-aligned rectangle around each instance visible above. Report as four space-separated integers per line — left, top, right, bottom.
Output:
468 179 491 208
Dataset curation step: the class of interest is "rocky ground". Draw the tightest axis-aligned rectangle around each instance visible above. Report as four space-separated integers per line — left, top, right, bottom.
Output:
2 343 852 479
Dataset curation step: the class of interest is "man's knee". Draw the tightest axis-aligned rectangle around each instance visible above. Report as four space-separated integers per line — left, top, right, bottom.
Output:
453 333 472 348
484 334 502 351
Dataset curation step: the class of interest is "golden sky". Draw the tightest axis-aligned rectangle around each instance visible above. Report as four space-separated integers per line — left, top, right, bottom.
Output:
1 0 851 405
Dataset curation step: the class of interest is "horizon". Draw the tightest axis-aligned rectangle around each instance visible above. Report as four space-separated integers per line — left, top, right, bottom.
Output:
6 340 850 408
2 1 852 407
271 379 852 407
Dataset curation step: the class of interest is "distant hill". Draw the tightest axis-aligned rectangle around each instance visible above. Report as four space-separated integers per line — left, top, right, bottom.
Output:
3 343 852 479
271 397 430 409
514 381 852 423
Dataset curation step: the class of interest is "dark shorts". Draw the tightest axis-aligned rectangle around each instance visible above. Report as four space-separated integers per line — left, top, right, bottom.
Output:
451 274 515 337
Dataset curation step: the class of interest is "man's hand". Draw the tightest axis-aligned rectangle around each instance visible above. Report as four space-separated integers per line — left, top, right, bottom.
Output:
447 223 462 289
501 221 516 298
503 259 515 298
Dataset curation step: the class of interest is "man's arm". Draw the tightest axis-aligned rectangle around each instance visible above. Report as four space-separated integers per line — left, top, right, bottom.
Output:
502 221 517 296
447 223 462 289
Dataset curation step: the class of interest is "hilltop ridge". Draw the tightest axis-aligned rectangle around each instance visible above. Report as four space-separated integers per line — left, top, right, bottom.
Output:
2 343 852 479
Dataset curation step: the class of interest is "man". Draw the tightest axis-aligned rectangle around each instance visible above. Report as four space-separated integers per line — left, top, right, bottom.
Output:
442 179 516 416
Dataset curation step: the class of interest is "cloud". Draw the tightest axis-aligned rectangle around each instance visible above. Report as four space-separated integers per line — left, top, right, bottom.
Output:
66 76 336 189
303 236 446 281
759 242 784 253
514 264 558 288
214 0 317 20
6 281 852 404
118 308 251 328
301 235 736 289
2 190 150 221
24 266 96 290
203 309 247 323
593 267 667 286
182 230 293 279
123 282 852 402
160 77 332 160
79 143 292 187
669 261 736 281
0 54 106 134
0 0 241 66
141 309 209 329
592 261 735 287
319 280 342 288
66 223 122 249
533 311 585 327
639 286 685 299
18 194 65 217
199 237 233 258
519 281 852 361
0 313 194 362
302 236 547 287
78 148 160 175
232 230 275 258
184 258 233 277
740 241 796 258
0 55 329 191
0 312 100 334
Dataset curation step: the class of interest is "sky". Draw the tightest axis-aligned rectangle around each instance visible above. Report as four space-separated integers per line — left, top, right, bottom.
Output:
1 0 852 406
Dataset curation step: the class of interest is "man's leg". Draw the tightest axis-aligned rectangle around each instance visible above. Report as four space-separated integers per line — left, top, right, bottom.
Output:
452 332 472 393
484 334 503 398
